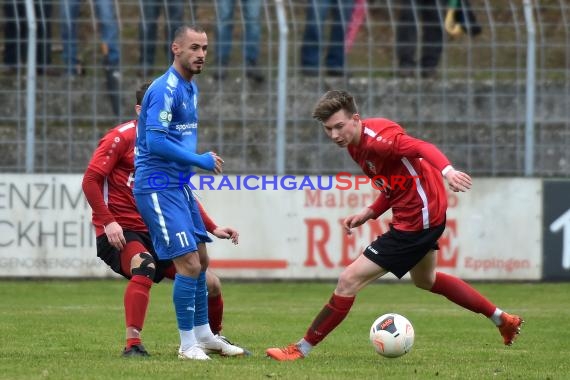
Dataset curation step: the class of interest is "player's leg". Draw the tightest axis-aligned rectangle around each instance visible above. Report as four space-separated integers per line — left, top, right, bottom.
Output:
266 254 387 361
135 189 209 360
120 241 155 357
190 233 245 356
195 245 246 357
171 251 211 359
206 269 224 335
411 251 523 345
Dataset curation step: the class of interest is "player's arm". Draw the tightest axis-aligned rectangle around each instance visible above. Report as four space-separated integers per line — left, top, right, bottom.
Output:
82 131 128 249
82 169 115 228
393 134 472 192
196 198 239 244
368 193 390 219
342 195 389 235
143 89 221 172
82 170 127 249
146 129 220 171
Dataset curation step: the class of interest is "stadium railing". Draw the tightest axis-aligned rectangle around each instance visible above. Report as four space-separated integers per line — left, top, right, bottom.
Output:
0 0 568 176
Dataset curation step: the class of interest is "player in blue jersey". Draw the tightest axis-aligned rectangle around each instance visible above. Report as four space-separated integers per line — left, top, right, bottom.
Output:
134 25 245 360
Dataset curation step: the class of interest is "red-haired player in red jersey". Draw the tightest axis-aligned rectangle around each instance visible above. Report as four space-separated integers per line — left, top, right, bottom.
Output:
82 82 241 357
266 90 524 361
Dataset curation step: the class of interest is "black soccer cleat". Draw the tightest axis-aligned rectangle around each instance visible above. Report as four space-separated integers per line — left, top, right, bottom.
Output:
122 344 150 357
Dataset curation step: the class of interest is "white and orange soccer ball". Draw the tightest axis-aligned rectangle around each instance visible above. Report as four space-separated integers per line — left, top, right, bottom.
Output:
369 313 415 358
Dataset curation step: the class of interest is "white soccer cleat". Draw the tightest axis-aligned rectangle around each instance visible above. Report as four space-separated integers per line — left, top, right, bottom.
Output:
200 335 246 357
178 345 211 360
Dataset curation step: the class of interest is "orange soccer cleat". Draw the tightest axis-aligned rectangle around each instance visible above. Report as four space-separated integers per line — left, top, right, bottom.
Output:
266 344 305 361
498 312 524 346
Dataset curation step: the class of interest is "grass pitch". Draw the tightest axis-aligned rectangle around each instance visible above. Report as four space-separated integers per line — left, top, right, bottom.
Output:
0 280 568 380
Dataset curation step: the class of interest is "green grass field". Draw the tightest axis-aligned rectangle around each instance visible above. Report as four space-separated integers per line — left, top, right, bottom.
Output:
0 280 568 380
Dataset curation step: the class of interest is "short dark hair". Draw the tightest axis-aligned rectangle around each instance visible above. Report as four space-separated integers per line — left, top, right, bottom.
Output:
173 24 206 41
136 82 151 105
312 90 358 123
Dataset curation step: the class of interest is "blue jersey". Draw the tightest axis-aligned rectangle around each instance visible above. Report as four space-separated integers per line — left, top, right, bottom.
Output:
134 66 199 193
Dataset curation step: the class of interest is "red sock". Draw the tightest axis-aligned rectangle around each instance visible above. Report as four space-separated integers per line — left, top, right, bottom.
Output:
430 272 496 317
124 275 153 344
208 294 224 335
126 337 142 349
304 293 355 346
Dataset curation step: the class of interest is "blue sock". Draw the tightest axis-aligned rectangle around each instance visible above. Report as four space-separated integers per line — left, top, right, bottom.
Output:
173 273 197 331
193 271 209 327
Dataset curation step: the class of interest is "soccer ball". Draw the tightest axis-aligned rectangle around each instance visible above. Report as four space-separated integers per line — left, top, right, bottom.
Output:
369 313 415 358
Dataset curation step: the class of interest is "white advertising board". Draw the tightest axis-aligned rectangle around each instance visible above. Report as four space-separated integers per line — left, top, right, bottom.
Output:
199 176 542 280
0 175 541 280
0 175 116 277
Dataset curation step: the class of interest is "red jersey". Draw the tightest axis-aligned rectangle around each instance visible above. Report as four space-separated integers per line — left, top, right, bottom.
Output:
348 118 451 231
85 120 146 236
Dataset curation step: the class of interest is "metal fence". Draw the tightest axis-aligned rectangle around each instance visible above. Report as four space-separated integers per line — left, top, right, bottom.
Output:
0 0 568 176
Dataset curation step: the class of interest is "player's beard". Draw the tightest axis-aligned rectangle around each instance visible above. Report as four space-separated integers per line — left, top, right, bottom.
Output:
183 61 204 75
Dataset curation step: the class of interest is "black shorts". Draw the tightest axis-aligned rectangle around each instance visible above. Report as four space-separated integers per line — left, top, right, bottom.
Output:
363 222 446 279
96 230 174 283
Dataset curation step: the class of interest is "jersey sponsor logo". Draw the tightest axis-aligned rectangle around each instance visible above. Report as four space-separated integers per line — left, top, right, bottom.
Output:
175 122 198 132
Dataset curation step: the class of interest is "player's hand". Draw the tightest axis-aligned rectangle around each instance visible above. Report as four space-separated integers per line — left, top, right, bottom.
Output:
104 221 126 250
211 152 224 175
444 168 472 192
212 226 239 244
343 207 375 235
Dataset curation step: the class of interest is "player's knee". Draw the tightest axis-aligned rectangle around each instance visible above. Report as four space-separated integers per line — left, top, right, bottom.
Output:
206 272 222 296
412 276 434 290
173 253 201 276
131 252 156 280
336 270 358 295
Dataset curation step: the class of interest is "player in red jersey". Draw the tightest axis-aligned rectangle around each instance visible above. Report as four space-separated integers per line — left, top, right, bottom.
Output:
266 90 524 361
82 82 242 357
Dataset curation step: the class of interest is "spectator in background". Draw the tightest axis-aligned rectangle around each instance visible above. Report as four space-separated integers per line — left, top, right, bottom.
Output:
60 0 121 114
138 0 190 79
214 0 264 83
300 0 354 77
396 0 444 79
2 0 54 75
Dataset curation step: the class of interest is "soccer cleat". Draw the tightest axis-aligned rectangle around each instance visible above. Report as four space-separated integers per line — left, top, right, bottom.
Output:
498 312 524 346
178 345 211 360
266 344 305 361
203 335 251 356
122 344 150 357
199 335 246 357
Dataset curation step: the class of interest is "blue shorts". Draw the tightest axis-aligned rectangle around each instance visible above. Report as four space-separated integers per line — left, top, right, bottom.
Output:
134 185 212 260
